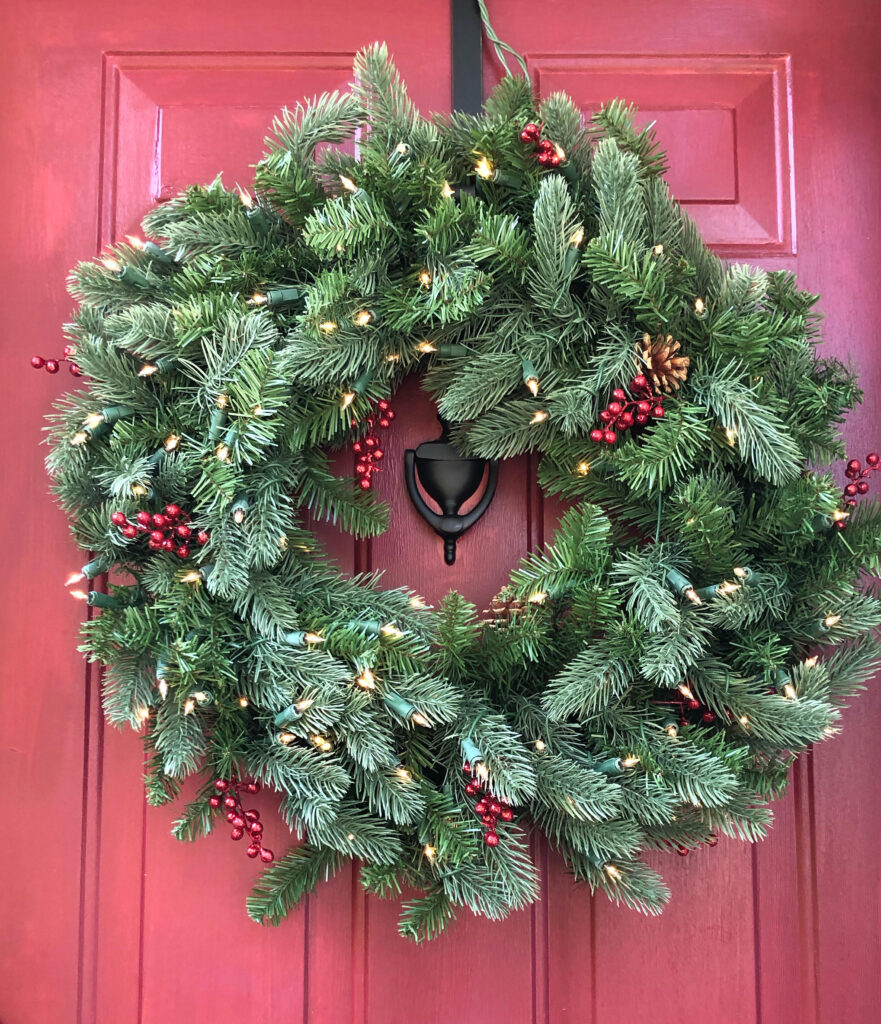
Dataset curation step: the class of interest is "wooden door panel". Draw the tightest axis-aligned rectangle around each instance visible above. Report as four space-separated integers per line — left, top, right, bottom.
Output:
524 51 796 1023
371 377 534 612
103 53 359 238
531 55 795 257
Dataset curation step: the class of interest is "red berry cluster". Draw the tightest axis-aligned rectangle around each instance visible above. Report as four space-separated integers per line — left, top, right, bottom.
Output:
463 762 513 847
519 122 564 168
31 345 83 377
110 503 209 558
679 696 716 726
590 375 665 445
352 399 396 490
667 833 718 858
209 778 274 863
839 453 881 528
654 686 717 728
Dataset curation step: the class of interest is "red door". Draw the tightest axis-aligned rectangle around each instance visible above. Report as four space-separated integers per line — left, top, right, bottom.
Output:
2 2 879 1022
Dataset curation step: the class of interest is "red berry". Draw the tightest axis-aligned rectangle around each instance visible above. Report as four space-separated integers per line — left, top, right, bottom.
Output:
481 814 496 826
686 699 701 711
590 429 604 442
148 539 161 550
635 414 648 425
846 499 858 507
365 436 376 448
231 814 246 828
637 401 652 414
612 388 627 400
356 462 369 475
474 801 487 815
63 345 76 358
111 511 128 526
247 781 260 794
463 761 471 773
868 453 880 466
521 122 540 140
489 800 502 815
119 525 135 539
845 483 858 496
149 530 164 543
484 832 499 847
359 478 371 490
677 846 689 857
176 545 190 559
707 835 719 847
225 810 237 823
548 153 561 166
352 442 363 453
373 448 384 460
701 711 716 723
603 430 617 444
599 410 612 423
31 356 45 368
500 808 514 822
377 399 390 411
246 844 260 858
607 401 623 415
652 406 665 418
223 795 237 809
151 514 167 529
259 848 274 863
215 779 229 792
847 459 862 473
619 412 634 427
384 410 395 420
250 821 264 836
230 827 245 841
70 363 83 376
631 375 649 391
245 809 259 822
378 418 391 428
208 795 221 808
45 360 59 373
857 480 869 494
196 531 209 545
833 519 847 530
136 511 151 526
162 539 175 551
538 139 554 152
465 782 478 796
164 504 182 519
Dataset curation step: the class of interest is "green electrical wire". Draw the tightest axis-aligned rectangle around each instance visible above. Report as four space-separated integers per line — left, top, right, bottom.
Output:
476 0 529 77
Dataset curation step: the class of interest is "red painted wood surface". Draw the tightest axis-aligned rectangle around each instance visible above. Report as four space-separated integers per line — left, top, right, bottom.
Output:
1 1 879 1021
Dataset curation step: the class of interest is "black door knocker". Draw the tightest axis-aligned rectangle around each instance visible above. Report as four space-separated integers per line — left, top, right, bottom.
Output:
404 417 498 565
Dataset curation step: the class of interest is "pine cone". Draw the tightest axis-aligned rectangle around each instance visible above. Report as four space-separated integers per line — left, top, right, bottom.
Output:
480 586 527 626
635 333 690 392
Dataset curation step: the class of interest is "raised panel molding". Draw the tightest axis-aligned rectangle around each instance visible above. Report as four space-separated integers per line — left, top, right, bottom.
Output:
100 52 356 242
530 54 795 256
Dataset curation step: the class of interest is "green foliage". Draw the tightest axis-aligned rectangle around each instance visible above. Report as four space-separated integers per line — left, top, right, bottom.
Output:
48 45 879 941
247 844 345 925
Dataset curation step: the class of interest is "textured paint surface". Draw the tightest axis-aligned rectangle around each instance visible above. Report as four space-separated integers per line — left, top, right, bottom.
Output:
1 1 879 1021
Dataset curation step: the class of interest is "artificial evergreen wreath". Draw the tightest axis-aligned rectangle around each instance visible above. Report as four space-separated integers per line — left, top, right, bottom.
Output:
43 44 881 940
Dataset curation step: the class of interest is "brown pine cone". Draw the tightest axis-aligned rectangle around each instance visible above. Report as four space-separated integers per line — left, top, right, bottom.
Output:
635 333 690 392
480 586 527 626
